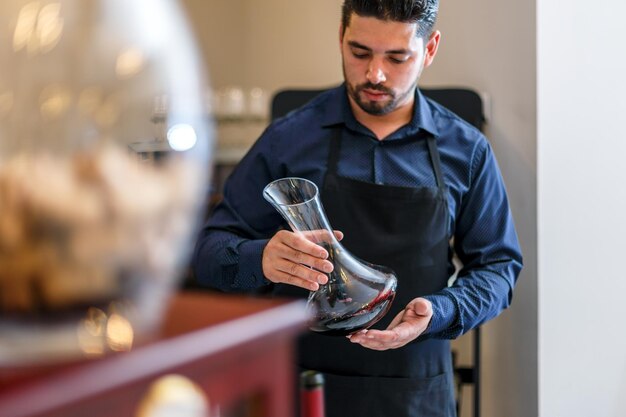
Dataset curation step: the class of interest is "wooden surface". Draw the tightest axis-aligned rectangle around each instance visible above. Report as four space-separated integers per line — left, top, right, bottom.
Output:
0 291 308 417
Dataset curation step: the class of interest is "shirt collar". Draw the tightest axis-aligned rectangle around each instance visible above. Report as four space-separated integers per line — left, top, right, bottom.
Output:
319 84 350 127
320 84 440 138
409 88 440 137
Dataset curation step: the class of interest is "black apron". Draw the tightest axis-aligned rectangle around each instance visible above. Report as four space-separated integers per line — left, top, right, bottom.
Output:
294 129 457 417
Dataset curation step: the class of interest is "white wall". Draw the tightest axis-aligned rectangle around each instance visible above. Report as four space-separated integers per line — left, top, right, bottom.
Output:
421 1 537 416
537 1 626 416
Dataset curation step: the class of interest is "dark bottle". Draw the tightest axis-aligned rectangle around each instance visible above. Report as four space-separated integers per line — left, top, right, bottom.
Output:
300 370 325 417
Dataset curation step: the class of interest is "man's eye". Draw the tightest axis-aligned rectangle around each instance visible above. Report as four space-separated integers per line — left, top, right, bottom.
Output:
389 56 408 64
352 51 369 59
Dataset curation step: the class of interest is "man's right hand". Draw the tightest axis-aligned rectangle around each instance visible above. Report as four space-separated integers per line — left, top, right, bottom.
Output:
262 230 341 290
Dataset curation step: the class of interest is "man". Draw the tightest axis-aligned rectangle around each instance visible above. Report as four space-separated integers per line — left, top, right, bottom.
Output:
193 0 522 416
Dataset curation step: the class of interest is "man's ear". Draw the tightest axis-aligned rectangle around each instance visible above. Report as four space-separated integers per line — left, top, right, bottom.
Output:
339 24 344 45
423 30 441 68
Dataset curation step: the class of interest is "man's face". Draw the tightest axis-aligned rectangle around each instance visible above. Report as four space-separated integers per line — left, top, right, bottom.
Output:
340 14 436 116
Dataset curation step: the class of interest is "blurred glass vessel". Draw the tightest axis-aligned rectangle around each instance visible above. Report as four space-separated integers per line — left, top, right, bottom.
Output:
0 0 212 364
263 177 397 336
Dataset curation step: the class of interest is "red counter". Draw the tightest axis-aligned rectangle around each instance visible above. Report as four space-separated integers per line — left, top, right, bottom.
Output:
0 292 308 417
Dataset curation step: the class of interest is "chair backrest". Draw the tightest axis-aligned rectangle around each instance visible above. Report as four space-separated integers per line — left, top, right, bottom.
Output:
271 86 485 131
421 87 484 131
271 88 327 121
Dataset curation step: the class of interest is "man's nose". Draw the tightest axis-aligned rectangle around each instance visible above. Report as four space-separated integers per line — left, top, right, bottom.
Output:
366 62 386 84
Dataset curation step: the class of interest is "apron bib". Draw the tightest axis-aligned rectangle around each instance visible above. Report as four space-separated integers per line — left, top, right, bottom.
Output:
296 130 457 417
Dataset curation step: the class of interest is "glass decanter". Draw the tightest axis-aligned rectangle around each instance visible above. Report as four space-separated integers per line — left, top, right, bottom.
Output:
263 177 397 335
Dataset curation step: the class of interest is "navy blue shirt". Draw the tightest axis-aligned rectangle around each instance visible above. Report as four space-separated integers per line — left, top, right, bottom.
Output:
193 84 522 339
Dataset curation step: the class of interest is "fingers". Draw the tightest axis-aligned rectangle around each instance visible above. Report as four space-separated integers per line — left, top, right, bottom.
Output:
347 298 433 351
262 230 333 290
300 229 344 244
347 323 418 351
273 258 328 290
347 327 404 351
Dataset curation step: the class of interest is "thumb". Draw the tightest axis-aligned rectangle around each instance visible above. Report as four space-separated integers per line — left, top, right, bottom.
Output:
409 298 432 317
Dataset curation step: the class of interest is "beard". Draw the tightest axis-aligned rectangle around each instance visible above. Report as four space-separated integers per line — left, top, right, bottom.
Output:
343 64 417 116
348 82 396 115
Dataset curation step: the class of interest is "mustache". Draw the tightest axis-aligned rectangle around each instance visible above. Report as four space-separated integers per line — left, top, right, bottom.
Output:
357 82 393 95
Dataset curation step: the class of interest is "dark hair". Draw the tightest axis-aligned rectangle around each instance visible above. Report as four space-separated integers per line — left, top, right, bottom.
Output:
341 0 439 39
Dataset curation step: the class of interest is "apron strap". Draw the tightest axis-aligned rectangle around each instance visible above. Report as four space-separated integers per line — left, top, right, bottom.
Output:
327 128 342 177
426 136 446 192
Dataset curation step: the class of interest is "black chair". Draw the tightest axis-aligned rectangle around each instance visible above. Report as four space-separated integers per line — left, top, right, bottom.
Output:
272 86 484 130
271 86 484 417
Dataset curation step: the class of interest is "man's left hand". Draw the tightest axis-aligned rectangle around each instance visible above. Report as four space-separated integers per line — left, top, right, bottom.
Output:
347 297 433 351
